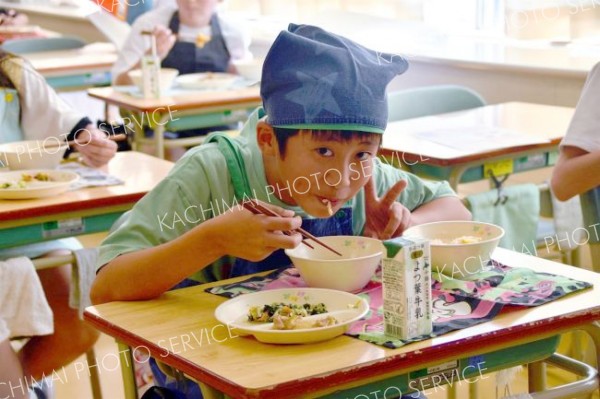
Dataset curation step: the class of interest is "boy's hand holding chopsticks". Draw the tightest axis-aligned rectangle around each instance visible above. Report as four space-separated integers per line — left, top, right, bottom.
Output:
208 200 303 262
242 200 343 256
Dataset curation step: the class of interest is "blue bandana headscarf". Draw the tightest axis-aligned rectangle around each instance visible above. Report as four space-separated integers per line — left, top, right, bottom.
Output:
261 24 409 134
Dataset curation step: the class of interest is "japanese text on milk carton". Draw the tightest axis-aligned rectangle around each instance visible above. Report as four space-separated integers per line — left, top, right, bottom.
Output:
382 237 432 340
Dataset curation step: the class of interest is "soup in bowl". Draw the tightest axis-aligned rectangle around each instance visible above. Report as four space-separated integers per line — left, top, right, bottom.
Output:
403 221 504 278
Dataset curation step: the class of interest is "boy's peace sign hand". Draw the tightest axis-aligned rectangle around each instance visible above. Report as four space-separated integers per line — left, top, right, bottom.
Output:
363 177 412 239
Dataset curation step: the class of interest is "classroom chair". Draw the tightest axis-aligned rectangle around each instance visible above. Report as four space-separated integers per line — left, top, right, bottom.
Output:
580 186 600 272
1 36 86 54
387 84 486 122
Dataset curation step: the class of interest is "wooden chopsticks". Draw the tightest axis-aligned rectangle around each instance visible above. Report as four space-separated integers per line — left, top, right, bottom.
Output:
43 134 127 149
241 200 343 257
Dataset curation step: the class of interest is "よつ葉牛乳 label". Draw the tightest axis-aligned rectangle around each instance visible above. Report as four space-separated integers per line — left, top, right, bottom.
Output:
382 236 432 340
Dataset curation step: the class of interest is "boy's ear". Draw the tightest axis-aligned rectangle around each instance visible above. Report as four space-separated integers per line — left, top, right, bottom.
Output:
256 120 278 156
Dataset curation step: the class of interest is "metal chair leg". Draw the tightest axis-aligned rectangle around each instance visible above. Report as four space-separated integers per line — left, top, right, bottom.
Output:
86 348 103 399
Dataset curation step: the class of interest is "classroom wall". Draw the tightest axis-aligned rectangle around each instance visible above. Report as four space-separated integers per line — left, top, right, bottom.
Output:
387 60 587 107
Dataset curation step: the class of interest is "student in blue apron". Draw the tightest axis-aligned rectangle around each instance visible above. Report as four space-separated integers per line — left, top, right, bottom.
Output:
0 51 117 398
112 0 250 158
92 24 471 398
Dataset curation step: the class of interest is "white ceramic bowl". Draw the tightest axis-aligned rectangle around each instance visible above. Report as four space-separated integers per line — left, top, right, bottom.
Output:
285 236 383 292
0 140 67 170
232 57 263 82
403 221 505 278
127 67 179 94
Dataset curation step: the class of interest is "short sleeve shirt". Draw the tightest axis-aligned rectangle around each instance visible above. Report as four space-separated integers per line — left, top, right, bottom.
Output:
561 62 600 153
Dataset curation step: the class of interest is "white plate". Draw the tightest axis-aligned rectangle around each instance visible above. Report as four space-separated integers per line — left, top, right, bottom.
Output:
175 72 238 90
214 288 368 344
0 169 79 200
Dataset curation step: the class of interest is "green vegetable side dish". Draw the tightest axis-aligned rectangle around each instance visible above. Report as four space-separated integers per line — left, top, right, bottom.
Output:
248 302 328 323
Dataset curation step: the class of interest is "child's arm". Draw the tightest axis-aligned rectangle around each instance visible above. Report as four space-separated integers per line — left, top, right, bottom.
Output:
551 146 600 201
91 204 302 304
363 177 471 239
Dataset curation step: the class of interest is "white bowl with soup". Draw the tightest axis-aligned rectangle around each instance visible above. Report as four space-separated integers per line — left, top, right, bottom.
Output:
403 221 504 278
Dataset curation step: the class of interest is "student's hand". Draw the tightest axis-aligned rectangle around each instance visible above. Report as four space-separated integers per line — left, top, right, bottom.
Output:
363 177 412 239
210 201 303 262
71 126 118 168
152 25 177 60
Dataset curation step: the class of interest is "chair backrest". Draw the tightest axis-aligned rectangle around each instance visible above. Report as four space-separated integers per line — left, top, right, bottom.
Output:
1 36 86 54
580 186 600 272
387 84 486 122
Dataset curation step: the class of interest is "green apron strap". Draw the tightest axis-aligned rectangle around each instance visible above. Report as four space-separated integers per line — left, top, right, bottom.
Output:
205 132 252 200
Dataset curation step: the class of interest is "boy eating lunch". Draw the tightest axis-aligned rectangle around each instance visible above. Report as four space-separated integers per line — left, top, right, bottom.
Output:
91 23 471 398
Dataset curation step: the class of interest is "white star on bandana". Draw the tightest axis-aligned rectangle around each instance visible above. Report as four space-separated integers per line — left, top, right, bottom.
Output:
284 71 343 122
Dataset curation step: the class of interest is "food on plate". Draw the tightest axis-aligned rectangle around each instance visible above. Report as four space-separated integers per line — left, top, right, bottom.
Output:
430 235 483 245
272 314 338 330
248 302 328 322
247 302 337 330
0 172 54 189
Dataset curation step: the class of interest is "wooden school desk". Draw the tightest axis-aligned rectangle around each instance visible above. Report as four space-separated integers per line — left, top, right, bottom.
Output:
84 248 600 399
23 43 116 90
88 85 262 159
380 102 574 190
0 151 172 249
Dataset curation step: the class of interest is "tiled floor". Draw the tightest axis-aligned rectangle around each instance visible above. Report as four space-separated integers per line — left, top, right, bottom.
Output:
52 166 599 398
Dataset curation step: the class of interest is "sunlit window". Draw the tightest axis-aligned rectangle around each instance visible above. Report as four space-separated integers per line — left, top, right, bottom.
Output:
222 0 600 42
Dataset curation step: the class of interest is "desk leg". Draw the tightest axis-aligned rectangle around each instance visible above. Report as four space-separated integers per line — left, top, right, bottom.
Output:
154 117 166 159
198 382 224 399
580 322 600 397
468 380 477 399
118 342 139 399
448 166 468 192
123 110 144 153
528 361 546 393
447 383 457 399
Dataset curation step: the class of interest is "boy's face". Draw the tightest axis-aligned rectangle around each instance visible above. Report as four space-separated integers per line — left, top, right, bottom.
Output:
258 122 381 218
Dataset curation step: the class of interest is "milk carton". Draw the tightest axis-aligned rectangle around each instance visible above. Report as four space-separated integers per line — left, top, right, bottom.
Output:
141 33 161 99
382 236 432 340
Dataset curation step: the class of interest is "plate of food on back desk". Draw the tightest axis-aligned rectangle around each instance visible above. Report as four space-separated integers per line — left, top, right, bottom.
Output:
0 170 79 199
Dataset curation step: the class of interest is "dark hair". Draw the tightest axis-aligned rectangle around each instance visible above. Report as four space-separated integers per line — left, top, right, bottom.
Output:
0 51 17 89
272 127 380 158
